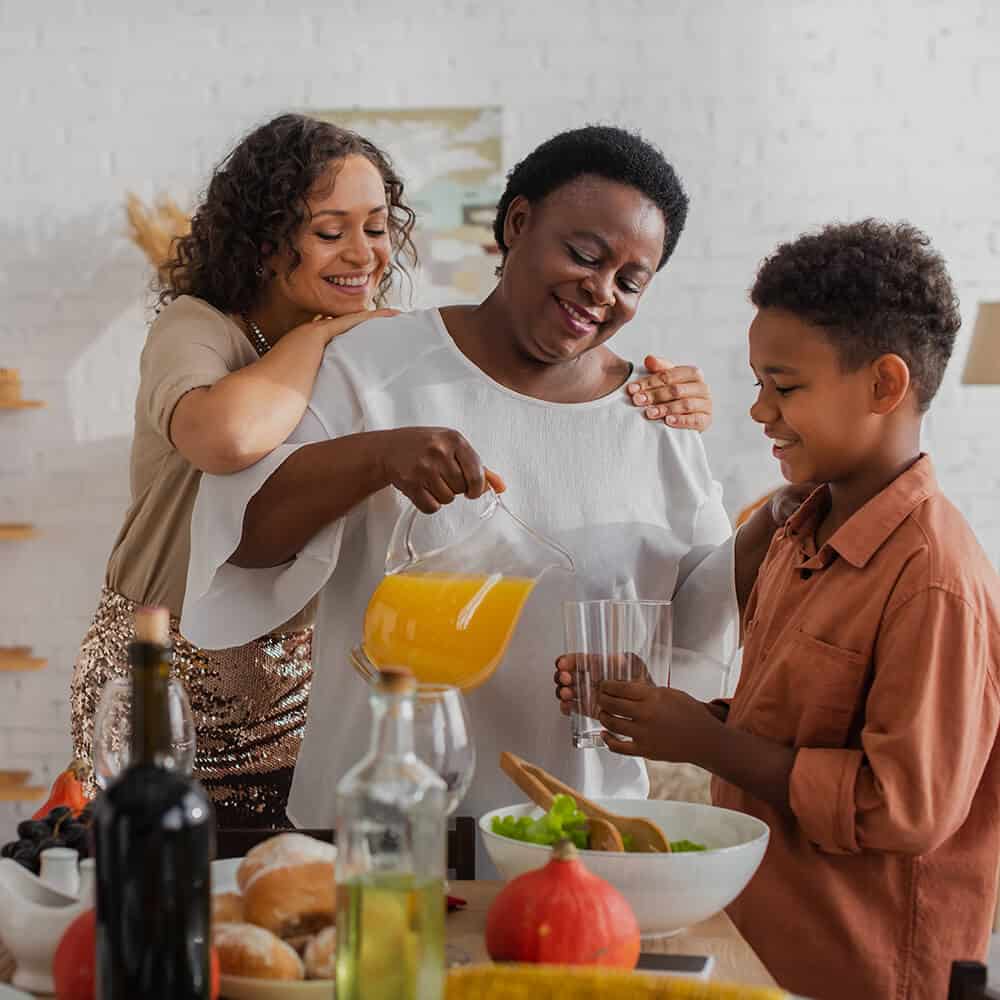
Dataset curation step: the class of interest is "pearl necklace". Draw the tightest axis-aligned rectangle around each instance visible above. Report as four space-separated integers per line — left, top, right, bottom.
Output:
242 315 271 357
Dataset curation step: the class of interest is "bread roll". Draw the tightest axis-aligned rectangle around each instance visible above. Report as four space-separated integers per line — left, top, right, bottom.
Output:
243 856 336 939
213 922 304 980
304 926 337 980
212 892 245 925
237 832 335 893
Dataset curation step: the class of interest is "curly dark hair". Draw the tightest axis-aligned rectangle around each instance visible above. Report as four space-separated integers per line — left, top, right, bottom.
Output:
159 114 417 313
492 125 689 271
751 219 961 411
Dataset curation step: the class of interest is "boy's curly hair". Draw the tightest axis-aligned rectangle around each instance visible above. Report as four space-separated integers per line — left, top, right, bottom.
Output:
751 219 961 410
159 114 417 314
493 125 689 271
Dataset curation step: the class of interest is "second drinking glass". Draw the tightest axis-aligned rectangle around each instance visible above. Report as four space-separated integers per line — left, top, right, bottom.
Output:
562 599 673 749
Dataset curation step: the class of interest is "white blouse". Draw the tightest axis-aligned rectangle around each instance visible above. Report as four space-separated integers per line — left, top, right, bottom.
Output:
182 309 738 843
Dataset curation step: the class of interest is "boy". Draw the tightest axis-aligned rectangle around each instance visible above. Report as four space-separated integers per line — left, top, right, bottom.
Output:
556 220 1000 1000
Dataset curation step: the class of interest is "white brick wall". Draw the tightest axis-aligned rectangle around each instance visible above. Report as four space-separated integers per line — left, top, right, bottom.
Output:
2 0 999 829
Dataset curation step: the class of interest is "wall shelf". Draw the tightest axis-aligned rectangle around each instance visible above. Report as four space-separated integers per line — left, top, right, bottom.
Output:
0 647 47 672
0 400 45 410
0 523 37 540
1 376 47 806
0 771 45 802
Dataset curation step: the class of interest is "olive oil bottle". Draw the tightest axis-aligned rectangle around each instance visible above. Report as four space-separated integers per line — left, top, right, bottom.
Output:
335 668 447 1000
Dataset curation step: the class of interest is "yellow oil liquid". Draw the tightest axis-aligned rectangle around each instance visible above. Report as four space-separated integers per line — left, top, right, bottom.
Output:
335 874 444 1000
362 573 535 689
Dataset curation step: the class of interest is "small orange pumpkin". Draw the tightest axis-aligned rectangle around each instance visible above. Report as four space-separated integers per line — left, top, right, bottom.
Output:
32 760 90 820
485 839 641 968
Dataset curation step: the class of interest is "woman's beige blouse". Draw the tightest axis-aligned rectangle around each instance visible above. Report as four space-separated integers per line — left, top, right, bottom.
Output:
105 295 313 633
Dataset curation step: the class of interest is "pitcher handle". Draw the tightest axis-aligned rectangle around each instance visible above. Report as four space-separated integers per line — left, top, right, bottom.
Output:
384 486 500 575
350 646 377 682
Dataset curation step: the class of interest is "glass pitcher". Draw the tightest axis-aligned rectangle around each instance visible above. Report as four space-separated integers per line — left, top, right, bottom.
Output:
354 489 574 690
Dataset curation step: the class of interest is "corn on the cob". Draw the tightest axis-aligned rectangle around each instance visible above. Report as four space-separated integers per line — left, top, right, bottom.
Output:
446 963 787 1000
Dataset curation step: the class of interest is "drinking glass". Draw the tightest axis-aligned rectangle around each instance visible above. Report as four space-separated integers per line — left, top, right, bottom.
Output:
608 599 673 688
92 676 197 788
562 599 611 749
563 599 674 748
411 684 475 817
600 600 673 742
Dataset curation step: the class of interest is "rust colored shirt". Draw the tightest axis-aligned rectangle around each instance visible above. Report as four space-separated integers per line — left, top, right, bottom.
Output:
713 456 1000 1000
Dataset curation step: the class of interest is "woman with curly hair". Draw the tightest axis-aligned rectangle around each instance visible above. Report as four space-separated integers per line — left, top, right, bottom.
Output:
69 113 414 825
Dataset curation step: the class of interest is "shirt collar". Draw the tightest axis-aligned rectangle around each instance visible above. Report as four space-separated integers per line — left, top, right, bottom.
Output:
784 454 938 569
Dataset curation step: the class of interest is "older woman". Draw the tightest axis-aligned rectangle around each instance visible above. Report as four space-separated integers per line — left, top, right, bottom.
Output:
181 125 779 835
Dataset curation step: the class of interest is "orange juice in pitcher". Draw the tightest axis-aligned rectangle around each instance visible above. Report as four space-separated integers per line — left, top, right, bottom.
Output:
355 488 574 690
363 572 535 688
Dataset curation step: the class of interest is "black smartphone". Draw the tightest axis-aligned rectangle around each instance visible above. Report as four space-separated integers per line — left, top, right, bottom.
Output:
635 952 714 979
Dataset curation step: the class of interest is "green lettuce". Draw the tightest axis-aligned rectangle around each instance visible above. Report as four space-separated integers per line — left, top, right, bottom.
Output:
492 794 706 853
491 793 589 849
668 838 708 853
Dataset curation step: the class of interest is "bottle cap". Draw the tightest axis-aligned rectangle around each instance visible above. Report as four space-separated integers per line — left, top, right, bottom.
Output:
375 667 416 695
134 606 170 645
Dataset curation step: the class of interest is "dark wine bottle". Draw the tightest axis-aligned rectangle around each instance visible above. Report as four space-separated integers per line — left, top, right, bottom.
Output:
92 606 215 999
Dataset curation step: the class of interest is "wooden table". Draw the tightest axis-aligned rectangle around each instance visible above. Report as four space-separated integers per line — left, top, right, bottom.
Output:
448 880 777 987
13 881 776 996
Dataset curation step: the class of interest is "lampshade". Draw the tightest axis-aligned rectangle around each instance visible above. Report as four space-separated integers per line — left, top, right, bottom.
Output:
962 302 1000 385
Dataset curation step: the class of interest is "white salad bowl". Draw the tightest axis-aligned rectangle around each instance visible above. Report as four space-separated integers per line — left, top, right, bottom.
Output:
479 797 769 937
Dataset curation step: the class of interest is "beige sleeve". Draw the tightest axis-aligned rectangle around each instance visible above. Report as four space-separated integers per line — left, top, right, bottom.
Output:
138 301 238 443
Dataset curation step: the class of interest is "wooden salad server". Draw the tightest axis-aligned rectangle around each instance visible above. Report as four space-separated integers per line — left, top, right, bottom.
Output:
500 751 671 852
499 751 624 852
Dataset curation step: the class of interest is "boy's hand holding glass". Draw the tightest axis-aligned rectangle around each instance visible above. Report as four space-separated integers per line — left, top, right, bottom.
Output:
595 680 724 762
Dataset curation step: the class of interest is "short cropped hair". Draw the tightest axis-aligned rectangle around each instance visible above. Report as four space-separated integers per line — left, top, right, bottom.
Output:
751 219 961 410
493 125 689 270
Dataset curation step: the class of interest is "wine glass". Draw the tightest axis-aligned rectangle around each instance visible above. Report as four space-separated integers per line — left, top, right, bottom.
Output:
411 684 475 817
92 676 197 789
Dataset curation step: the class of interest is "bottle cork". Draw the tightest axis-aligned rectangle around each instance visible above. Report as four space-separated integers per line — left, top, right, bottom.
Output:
375 667 416 695
134 606 170 646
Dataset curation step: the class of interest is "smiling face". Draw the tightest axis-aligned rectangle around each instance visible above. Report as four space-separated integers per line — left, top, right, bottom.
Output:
498 175 665 365
262 154 391 322
748 308 889 486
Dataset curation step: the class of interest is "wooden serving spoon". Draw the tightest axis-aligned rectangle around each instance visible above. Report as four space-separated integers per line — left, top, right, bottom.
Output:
499 751 624 852
500 752 672 853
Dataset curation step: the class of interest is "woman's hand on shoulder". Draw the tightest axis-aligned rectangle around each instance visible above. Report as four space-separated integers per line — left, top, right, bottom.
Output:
627 355 712 432
305 307 400 347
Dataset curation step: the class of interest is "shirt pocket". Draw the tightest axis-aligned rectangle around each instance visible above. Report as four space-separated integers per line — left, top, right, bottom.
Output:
748 629 869 748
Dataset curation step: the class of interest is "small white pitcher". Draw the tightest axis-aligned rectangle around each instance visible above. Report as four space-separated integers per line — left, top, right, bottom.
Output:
0 852 94 995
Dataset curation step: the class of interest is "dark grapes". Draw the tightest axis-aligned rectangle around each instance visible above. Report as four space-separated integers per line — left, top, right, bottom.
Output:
3 804 96 876
16 819 50 841
12 843 40 874
63 828 88 852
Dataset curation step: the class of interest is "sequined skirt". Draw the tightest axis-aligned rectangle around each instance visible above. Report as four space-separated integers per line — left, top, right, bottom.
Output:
70 587 313 827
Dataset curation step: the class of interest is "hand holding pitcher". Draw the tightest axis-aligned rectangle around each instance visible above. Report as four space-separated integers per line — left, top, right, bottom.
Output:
376 426 505 513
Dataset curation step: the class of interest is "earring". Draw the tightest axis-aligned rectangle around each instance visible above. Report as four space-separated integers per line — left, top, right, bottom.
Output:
254 263 265 278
